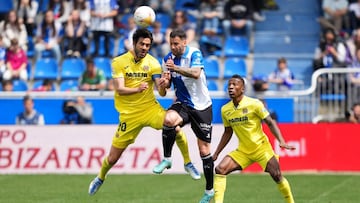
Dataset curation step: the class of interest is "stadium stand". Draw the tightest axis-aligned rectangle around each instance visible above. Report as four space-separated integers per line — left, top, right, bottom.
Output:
94 57 112 79
33 58 59 80
12 79 28 91
59 79 78 91
60 58 86 80
203 57 220 79
223 57 247 78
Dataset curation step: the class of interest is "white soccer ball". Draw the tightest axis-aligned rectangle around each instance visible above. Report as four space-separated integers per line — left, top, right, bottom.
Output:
133 6 156 28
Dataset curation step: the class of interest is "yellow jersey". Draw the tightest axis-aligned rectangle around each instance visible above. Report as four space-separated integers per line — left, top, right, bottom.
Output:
221 96 270 154
112 52 162 114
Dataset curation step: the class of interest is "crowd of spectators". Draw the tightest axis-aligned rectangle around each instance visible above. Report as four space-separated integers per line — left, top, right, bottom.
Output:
0 0 277 93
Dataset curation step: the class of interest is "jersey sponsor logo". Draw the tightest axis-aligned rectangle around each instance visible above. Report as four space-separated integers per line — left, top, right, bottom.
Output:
125 72 148 78
228 116 248 123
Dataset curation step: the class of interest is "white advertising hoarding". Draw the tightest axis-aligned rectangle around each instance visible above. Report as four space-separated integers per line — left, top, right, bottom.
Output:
0 125 237 174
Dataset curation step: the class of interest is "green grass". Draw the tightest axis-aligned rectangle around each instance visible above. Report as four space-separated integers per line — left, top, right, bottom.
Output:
1 174 360 203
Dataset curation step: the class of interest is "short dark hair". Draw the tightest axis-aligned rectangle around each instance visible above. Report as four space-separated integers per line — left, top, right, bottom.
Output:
85 57 94 65
277 57 287 64
23 95 32 103
169 28 187 40
132 28 153 44
231 74 245 85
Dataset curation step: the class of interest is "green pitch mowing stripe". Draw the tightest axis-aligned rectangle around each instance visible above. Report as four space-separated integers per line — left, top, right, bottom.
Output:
0 174 359 203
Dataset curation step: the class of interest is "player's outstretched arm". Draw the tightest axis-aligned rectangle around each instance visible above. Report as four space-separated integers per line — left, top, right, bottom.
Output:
263 116 296 150
213 127 233 161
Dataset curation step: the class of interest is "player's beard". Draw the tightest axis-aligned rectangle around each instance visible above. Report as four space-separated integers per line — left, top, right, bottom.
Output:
135 48 148 59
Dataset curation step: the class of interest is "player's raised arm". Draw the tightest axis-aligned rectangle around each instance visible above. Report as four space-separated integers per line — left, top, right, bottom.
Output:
263 116 296 150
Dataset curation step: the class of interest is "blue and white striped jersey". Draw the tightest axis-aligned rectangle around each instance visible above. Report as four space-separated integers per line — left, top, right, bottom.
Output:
162 46 212 110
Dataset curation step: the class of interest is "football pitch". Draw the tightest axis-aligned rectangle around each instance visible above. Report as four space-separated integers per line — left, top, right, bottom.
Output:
1 173 359 203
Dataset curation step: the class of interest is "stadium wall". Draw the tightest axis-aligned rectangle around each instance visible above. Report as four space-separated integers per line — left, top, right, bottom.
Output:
0 123 359 174
0 97 294 124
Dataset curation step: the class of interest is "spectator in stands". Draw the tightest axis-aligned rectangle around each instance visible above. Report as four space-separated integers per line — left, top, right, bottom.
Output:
123 17 137 51
267 57 295 91
345 28 360 62
348 49 360 100
222 0 254 38
199 0 224 36
318 0 349 34
0 35 6 80
151 21 167 58
89 0 118 58
252 74 269 92
165 10 198 49
349 0 360 31
32 79 54 91
79 57 106 91
1 80 14 91
16 95 45 125
48 0 71 25
346 102 360 123
65 9 87 58
149 0 174 17
3 38 28 81
34 10 63 64
313 28 347 71
60 96 93 124
0 10 28 51
70 0 91 27
16 0 39 37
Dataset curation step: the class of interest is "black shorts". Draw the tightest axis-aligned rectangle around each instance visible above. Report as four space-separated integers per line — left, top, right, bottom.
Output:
169 102 213 143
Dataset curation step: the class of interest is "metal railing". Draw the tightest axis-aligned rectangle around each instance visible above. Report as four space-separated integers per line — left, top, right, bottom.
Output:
253 68 360 123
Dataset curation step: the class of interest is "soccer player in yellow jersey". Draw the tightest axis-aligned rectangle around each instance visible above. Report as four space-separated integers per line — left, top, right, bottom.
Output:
213 74 296 203
88 28 199 195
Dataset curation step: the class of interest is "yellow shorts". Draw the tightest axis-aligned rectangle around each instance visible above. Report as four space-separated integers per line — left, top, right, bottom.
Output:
228 141 279 171
112 102 165 149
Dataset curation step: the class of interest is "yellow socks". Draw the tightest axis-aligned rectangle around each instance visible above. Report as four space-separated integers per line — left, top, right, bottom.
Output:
277 177 295 203
98 157 113 180
214 174 227 203
175 130 191 164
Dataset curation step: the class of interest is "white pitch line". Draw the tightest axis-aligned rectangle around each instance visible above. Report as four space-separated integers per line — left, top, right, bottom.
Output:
309 176 353 202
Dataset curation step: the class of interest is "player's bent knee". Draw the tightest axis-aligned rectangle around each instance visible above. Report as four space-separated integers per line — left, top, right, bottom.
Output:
215 165 227 175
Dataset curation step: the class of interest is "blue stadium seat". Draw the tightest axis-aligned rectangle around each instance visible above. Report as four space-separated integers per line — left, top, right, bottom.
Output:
27 36 34 58
223 36 249 57
0 0 13 13
255 13 320 34
204 57 220 79
223 58 247 78
175 0 198 10
116 37 126 56
94 57 112 78
273 0 320 14
252 58 276 77
36 0 49 13
60 58 86 80
207 79 218 91
33 58 58 80
60 80 78 91
12 80 28 91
